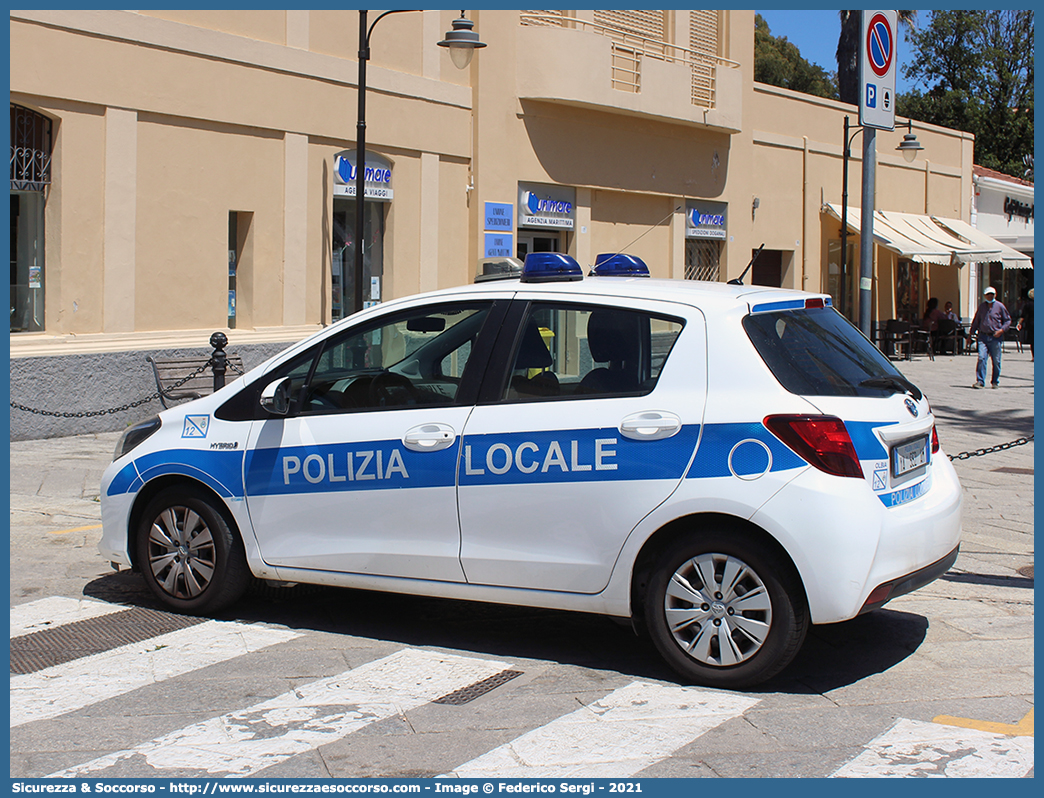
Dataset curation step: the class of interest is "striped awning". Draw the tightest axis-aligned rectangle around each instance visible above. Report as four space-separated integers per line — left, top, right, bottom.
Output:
823 204 1018 267
929 217 1033 270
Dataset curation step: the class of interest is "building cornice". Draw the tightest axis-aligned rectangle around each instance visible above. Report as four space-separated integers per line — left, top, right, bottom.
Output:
10 9 473 112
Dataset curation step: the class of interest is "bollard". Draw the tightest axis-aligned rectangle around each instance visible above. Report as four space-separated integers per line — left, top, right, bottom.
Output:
210 331 229 391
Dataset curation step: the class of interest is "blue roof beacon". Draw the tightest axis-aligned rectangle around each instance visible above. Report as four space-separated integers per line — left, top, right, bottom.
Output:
591 253 650 277
520 252 584 283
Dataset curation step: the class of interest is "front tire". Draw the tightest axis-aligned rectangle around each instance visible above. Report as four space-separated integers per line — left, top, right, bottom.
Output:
644 528 808 688
136 485 251 614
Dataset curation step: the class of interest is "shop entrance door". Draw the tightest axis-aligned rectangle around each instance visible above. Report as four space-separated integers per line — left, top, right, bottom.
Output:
516 232 560 261
332 198 386 322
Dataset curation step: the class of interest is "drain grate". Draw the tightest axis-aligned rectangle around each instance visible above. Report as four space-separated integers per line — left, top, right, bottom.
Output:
10 605 207 675
433 668 523 705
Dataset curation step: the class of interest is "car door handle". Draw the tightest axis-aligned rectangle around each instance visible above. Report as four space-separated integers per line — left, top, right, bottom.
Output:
403 423 457 452
619 411 682 441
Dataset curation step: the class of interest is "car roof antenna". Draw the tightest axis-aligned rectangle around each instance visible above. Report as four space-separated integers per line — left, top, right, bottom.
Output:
602 205 683 263
727 244 764 286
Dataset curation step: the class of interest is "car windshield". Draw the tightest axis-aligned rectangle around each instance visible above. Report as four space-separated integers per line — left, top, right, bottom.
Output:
743 306 905 397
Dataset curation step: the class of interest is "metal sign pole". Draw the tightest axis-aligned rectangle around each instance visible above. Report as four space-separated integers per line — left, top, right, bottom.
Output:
858 127 876 336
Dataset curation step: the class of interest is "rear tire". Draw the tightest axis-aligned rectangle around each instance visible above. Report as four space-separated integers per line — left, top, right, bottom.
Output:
644 527 808 688
136 485 251 614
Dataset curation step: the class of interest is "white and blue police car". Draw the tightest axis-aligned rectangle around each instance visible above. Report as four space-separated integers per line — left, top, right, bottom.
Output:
100 253 961 688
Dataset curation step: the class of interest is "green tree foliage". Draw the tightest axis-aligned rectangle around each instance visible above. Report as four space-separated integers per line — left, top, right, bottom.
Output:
837 11 917 105
896 10 1033 180
754 14 837 99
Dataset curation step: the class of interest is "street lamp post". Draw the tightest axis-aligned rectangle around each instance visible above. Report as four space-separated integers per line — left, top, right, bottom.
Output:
352 10 486 320
840 115 923 337
840 115 861 321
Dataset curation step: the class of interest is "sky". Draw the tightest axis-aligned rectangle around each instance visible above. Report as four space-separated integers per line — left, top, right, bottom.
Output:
756 9 929 95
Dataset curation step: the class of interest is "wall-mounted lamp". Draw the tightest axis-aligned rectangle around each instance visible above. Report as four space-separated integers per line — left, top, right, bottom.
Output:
896 118 924 163
752 196 760 221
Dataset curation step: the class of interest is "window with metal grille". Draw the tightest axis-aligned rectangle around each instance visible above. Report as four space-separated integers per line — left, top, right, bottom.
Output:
685 239 722 282
10 104 52 192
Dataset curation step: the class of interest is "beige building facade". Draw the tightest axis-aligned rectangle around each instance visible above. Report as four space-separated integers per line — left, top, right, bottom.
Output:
11 9 990 370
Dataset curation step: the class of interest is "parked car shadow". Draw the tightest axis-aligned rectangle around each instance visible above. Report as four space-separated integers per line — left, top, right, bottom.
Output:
763 609 929 694
82 570 928 695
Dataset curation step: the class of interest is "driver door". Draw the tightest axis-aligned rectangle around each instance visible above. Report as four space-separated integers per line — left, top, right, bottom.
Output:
243 299 503 582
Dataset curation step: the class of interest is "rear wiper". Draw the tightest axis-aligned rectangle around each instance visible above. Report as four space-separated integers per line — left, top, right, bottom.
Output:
859 376 923 401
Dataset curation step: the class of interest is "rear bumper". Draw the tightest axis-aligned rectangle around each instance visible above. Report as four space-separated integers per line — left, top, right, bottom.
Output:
859 544 959 614
751 453 962 624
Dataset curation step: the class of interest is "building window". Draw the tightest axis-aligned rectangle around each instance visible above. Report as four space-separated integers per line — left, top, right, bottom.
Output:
10 104 52 192
10 104 52 333
228 214 238 329
684 239 722 282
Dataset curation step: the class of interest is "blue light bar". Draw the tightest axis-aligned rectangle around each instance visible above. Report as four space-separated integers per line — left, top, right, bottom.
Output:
591 253 650 277
521 252 584 283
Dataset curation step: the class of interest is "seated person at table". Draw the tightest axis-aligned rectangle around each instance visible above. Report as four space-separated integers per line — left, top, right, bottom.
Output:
922 297 946 331
943 301 960 322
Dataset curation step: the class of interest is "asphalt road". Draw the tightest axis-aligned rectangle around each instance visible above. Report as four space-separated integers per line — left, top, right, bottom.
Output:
8 346 1034 779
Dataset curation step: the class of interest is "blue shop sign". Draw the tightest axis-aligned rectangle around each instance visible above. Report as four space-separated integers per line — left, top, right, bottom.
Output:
518 182 576 230
686 201 727 240
484 233 514 258
484 202 514 231
333 150 394 201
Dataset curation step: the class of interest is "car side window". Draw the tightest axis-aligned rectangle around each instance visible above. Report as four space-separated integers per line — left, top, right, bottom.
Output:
501 303 683 402
298 303 492 413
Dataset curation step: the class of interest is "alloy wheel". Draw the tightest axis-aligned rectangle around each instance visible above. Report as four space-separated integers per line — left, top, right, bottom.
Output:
664 552 773 667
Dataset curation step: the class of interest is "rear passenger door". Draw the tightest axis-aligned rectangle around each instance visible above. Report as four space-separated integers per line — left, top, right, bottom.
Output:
456 297 706 593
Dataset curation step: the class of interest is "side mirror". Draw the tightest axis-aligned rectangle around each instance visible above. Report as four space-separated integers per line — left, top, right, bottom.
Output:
260 377 293 416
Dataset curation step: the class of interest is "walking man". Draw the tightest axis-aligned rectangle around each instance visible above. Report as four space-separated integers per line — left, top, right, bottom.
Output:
968 286 1011 388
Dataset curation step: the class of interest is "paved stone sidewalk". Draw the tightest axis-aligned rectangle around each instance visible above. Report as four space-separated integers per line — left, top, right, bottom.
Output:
899 345 1034 587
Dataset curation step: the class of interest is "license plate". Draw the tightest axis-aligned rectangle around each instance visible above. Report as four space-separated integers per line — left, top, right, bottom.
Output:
891 435 929 478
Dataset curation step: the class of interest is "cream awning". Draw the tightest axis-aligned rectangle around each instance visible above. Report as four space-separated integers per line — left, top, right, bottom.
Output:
823 204 1007 266
929 216 1034 270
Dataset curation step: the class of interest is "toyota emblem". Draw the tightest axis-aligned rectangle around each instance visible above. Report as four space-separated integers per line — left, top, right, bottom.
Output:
905 398 918 417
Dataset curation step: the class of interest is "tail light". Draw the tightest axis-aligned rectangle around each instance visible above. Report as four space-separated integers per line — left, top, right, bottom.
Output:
764 415 864 479
931 423 940 454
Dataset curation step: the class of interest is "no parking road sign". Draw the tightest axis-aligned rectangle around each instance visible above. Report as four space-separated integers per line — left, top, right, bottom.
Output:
860 10 896 130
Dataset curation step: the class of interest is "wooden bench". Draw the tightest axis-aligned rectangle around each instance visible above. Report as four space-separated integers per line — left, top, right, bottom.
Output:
147 354 244 408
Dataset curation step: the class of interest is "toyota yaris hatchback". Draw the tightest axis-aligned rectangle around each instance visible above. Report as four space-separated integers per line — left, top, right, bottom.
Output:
100 253 962 688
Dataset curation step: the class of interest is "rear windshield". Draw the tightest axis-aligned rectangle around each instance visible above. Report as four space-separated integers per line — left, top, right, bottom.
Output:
743 307 902 397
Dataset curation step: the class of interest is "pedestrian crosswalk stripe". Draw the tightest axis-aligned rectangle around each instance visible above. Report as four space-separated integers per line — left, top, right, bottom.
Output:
11 619 299 727
10 596 125 638
830 717 1034 778
13 596 1032 780
48 648 514 779
443 681 760 778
